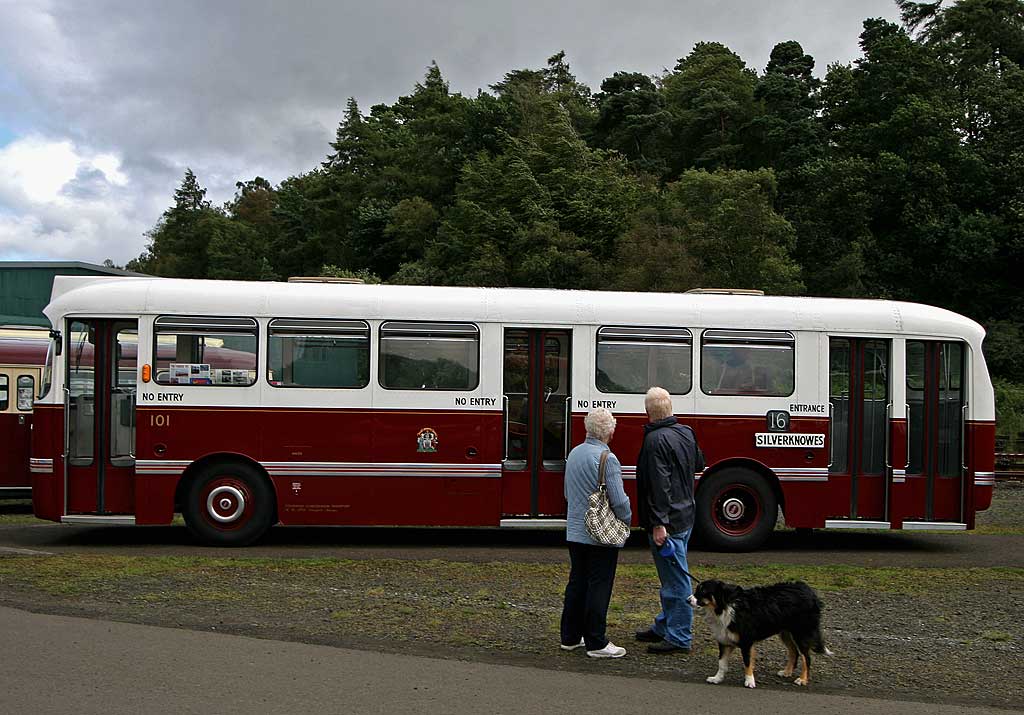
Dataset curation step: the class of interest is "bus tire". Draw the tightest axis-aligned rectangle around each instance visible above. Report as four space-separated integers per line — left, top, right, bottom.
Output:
183 461 275 546
694 468 777 552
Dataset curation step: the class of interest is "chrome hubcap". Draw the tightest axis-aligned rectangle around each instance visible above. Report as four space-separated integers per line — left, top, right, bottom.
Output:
207 485 245 523
721 497 745 521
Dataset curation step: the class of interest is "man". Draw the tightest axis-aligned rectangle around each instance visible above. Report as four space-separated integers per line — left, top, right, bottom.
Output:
634 386 704 654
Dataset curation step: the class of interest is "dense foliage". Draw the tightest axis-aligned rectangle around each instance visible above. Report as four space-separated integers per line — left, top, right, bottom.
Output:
125 1 1024 440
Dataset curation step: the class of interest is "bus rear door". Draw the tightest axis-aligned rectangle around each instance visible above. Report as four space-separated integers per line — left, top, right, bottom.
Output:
501 328 572 522
64 319 138 519
904 341 966 526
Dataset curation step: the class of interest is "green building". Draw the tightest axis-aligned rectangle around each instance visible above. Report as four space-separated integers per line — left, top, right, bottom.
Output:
0 261 140 328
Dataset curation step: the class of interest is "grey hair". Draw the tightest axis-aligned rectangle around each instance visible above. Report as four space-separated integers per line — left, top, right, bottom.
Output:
584 407 617 443
645 387 673 421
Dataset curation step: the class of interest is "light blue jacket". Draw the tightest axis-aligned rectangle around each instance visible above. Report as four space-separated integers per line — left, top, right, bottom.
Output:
564 436 633 547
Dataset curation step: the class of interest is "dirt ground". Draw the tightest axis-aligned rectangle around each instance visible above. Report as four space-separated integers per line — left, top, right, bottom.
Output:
1 483 1022 710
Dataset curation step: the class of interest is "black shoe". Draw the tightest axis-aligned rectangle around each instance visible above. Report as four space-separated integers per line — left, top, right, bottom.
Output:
647 640 691 654
634 628 662 643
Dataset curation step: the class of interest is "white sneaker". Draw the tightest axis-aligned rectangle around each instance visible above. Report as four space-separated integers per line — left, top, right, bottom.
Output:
586 642 626 658
560 638 585 651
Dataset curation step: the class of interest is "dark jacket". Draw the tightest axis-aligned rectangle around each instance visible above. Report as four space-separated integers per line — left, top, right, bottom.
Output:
636 416 704 534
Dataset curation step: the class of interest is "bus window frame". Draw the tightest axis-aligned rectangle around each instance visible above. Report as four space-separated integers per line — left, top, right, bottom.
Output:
595 325 693 395
267 318 371 390
38 339 54 400
153 315 259 387
700 328 796 398
378 320 480 392
17 374 35 411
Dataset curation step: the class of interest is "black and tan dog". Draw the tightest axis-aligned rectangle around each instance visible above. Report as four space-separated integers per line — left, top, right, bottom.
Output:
688 579 831 688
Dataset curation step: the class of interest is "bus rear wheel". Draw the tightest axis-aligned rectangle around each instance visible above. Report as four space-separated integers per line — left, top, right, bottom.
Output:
695 468 777 552
183 462 275 546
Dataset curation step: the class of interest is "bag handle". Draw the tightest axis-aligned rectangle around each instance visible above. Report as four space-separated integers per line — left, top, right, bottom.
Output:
598 450 610 489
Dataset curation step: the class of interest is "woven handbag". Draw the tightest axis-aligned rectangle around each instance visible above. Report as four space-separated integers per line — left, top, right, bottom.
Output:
584 450 630 546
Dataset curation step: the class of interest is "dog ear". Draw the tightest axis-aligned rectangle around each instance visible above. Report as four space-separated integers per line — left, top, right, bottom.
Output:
710 581 729 612
721 583 743 603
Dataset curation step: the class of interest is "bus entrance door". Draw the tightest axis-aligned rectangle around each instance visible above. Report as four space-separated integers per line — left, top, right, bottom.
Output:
828 338 892 524
905 341 966 525
64 319 138 518
0 366 39 496
501 328 572 520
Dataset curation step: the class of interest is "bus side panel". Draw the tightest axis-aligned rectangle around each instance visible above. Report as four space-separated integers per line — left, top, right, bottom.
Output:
0 412 30 489
968 420 996 517
134 476 178 524
273 409 503 526
137 406 260 461
605 413 833 529
259 407 373 464
135 405 260 524
30 404 63 521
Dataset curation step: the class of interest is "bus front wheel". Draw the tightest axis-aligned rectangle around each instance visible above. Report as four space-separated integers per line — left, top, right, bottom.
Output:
183 462 275 546
694 468 777 552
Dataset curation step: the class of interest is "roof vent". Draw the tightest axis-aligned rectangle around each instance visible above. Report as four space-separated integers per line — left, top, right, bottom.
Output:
287 276 365 284
684 288 765 296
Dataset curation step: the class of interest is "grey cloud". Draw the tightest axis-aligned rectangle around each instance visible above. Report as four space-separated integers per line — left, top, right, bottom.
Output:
60 166 111 200
0 0 899 263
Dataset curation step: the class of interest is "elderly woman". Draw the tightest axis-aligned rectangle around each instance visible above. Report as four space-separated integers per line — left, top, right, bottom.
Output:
559 407 632 658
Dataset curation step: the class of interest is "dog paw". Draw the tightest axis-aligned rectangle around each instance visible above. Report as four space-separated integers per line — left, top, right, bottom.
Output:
793 677 808 686
706 675 724 684
777 668 793 677
744 676 756 689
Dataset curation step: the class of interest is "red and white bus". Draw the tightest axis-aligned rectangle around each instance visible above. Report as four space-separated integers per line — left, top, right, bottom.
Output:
1 329 50 497
30 276 996 549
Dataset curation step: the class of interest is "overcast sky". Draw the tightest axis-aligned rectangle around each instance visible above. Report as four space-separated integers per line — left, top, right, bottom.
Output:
0 0 900 266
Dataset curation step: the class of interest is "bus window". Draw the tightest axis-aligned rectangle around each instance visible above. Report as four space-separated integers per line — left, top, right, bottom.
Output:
595 326 691 394
17 375 34 411
701 329 795 397
268 319 369 388
111 323 138 463
38 339 53 399
0 375 8 411
154 316 258 386
379 321 479 391
67 322 95 465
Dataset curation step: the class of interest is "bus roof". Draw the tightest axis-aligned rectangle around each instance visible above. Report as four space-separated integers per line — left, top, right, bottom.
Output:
44 276 985 345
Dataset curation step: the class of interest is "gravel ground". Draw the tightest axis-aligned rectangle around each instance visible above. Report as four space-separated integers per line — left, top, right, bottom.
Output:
0 483 1022 710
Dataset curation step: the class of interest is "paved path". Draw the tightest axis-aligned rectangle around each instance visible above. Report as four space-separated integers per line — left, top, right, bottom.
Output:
2 521 1023 568
0 606 1011 715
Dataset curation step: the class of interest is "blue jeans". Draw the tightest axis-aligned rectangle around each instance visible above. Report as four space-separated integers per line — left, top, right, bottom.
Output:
648 528 693 648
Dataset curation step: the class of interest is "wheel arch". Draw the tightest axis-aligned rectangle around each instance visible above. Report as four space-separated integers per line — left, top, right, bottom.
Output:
174 452 278 522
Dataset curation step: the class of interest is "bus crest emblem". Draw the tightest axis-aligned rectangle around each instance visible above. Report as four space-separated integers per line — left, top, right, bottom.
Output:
416 427 439 453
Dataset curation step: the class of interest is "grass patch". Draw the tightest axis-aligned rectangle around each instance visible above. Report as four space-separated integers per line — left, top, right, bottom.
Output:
0 499 41 526
979 630 1013 642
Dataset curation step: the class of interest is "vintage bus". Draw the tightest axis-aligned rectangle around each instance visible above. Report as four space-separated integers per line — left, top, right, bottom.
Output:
30 276 996 549
1 329 50 497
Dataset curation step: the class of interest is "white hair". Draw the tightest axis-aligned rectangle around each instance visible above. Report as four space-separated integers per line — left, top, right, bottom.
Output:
645 386 673 421
584 407 617 443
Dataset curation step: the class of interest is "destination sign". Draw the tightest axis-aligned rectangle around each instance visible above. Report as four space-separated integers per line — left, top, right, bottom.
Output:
754 432 825 448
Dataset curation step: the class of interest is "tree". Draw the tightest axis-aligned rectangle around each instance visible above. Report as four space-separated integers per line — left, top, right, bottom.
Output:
615 169 803 295
542 51 596 137
130 169 216 278
746 41 824 172
592 71 672 175
662 42 759 172
782 157 874 296
205 214 276 281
